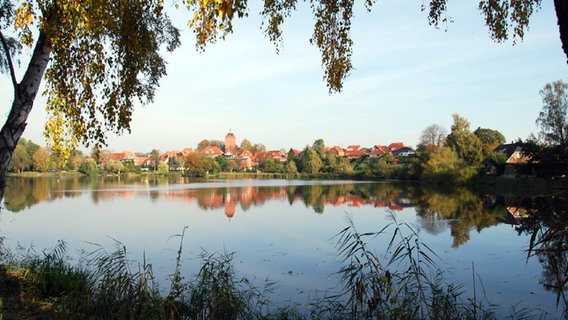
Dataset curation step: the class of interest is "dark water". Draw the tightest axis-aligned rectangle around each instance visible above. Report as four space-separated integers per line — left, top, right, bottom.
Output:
1 175 566 318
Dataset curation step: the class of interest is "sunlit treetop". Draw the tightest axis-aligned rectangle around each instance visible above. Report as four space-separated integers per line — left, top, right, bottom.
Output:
2 0 181 156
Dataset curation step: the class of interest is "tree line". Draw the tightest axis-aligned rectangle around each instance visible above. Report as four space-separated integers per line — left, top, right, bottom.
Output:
7 79 568 184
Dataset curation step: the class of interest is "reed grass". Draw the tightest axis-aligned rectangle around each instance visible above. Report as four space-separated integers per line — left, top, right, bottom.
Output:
0 219 545 319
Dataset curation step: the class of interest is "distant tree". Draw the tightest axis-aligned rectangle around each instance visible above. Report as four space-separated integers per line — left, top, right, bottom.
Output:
373 158 390 178
446 114 484 166
474 127 506 146
150 149 161 171
32 147 50 172
285 160 298 174
105 159 124 174
157 161 169 175
474 127 506 155
301 147 322 174
197 140 210 151
419 124 447 151
203 156 219 173
91 148 111 167
197 139 224 151
215 155 230 171
66 150 84 171
537 80 568 145
185 151 218 173
8 144 31 173
422 147 464 184
240 139 253 152
22 138 40 159
423 145 480 184
252 143 266 154
184 152 208 177
312 139 326 158
334 156 354 175
79 158 98 176
260 159 284 173
226 160 240 172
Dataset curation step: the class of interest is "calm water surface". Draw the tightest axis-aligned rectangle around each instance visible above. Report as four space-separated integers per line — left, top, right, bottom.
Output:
1 176 566 318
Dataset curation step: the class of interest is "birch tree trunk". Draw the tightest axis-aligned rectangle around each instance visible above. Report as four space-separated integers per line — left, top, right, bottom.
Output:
0 32 51 209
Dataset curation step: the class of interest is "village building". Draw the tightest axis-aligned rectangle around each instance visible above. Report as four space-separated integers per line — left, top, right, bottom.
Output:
392 146 416 157
201 146 224 157
224 131 238 157
491 143 529 177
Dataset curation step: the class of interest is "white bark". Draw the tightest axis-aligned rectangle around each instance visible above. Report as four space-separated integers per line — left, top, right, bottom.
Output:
0 32 51 208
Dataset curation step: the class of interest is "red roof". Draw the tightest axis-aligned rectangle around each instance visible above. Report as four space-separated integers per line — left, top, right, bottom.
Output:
266 150 284 160
371 145 389 156
388 142 405 151
201 146 224 156
110 151 135 161
346 145 361 152
328 146 345 156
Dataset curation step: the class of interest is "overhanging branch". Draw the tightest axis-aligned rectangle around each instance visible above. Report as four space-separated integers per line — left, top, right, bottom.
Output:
0 30 18 90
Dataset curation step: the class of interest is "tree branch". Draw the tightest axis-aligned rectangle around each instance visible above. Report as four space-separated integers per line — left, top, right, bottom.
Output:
0 30 19 90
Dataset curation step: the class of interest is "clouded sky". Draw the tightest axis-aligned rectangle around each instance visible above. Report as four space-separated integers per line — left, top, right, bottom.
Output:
1 0 566 153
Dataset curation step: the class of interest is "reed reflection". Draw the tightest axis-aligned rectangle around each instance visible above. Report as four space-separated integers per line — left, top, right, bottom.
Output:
513 193 568 316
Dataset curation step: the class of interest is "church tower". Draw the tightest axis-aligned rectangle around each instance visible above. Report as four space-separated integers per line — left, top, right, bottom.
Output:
225 131 238 157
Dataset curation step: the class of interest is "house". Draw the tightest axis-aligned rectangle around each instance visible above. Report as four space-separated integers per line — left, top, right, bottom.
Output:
392 146 416 157
491 143 529 176
388 142 405 152
266 150 286 162
370 145 389 157
345 145 367 158
134 156 152 167
327 146 345 157
201 146 224 157
110 151 135 165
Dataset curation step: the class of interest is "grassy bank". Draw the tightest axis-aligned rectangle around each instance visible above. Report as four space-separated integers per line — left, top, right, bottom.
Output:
1 217 549 320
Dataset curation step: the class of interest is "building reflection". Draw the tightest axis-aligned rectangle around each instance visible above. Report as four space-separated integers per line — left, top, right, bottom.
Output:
4 176 552 249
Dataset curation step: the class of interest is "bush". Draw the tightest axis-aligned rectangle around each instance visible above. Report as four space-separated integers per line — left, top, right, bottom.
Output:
78 158 99 176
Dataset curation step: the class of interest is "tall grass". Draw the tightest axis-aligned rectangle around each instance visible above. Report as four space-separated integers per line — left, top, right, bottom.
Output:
330 214 498 319
0 218 544 319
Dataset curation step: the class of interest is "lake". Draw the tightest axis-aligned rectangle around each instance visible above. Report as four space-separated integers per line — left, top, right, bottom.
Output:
1 175 566 318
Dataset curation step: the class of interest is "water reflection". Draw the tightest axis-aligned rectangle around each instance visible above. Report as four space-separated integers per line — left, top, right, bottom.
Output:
2 176 568 316
513 193 568 316
2 176 555 250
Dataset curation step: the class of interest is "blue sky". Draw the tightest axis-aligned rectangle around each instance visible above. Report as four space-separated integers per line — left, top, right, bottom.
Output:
1 0 566 153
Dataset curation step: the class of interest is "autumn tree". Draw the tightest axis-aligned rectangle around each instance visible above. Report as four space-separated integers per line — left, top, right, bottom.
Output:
239 139 253 152
197 139 224 151
446 114 484 166
32 146 49 172
105 159 124 175
184 151 205 170
2 0 566 205
8 143 31 173
150 149 161 171
79 158 98 176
